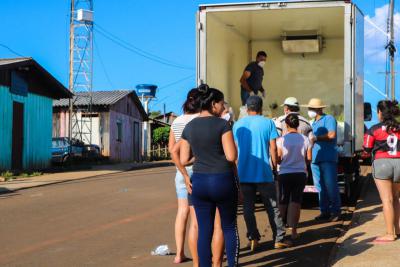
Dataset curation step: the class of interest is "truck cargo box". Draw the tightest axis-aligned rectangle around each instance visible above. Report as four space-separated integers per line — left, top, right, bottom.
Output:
197 1 364 156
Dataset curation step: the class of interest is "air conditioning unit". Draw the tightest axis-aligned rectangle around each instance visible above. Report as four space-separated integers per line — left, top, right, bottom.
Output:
282 32 322 54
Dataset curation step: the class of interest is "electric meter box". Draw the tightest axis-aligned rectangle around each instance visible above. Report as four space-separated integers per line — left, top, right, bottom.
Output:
77 9 93 23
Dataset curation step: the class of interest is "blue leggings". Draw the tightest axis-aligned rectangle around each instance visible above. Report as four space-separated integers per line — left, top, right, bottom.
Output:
191 172 239 267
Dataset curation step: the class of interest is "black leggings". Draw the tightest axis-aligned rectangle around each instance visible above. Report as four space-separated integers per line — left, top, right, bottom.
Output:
278 172 307 205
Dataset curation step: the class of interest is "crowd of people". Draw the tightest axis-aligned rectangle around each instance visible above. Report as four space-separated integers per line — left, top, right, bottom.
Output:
166 51 400 267
167 82 342 266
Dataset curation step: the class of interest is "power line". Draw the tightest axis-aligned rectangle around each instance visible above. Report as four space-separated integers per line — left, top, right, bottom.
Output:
0 44 25 57
95 23 192 68
94 37 115 88
94 24 194 71
151 74 194 105
157 74 195 92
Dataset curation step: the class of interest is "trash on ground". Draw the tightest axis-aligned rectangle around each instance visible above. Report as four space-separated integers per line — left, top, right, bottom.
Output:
151 244 170 256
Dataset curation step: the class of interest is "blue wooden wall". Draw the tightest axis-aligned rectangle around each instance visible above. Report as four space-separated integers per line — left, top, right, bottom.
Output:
0 85 53 170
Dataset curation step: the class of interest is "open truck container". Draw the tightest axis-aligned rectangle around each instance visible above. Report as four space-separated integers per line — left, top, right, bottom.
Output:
197 0 367 197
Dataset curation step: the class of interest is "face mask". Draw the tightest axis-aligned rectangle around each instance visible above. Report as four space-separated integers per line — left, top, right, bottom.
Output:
308 110 317 119
258 61 266 68
222 113 231 121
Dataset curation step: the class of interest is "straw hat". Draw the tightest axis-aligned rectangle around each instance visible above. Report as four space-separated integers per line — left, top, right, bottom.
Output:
303 98 327 109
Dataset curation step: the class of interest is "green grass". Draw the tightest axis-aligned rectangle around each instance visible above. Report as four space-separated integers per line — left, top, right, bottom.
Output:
0 171 42 181
30 172 42 177
1 171 15 181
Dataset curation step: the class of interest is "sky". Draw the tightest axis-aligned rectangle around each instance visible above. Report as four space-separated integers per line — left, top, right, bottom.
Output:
0 0 399 121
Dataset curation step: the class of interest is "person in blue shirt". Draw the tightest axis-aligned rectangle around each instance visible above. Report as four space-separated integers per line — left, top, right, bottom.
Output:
306 98 341 222
233 95 290 251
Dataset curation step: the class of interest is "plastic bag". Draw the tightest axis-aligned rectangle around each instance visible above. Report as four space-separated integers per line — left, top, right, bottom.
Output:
151 244 170 256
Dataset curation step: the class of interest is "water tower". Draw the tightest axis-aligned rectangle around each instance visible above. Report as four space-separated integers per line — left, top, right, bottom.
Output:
136 84 158 159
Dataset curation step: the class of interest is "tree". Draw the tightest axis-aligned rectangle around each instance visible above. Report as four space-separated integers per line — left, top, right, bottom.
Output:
149 111 161 119
153 126 170 145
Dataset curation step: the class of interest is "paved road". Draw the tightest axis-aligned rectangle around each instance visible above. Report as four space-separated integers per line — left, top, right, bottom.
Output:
0 166 355 267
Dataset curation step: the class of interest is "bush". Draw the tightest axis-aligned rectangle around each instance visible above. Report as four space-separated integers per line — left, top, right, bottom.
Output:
153 126 170 145
1 171 15 181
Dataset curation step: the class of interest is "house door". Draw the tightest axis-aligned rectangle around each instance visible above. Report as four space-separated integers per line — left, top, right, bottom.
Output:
12 101 24 170
134 122 140 162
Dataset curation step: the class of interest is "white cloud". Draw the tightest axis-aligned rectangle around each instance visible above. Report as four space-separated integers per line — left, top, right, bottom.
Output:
365 4 400 64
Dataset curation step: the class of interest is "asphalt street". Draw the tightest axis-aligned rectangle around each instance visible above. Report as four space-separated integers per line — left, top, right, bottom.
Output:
0 166 356 267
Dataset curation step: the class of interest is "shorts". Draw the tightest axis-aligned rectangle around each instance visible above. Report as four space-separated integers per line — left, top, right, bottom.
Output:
372 158 400 183
278 172 307 205
175 166 193 199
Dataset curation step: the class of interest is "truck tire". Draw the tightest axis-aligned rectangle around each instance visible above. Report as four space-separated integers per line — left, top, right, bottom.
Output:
343 173 353 204
63 155 70 164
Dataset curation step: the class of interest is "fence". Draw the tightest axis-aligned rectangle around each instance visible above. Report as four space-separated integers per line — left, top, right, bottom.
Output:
146 145 170 161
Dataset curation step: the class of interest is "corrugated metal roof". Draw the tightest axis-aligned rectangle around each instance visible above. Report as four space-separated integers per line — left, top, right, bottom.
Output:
53 90 133 107
0 57 72 99
0 57 32 66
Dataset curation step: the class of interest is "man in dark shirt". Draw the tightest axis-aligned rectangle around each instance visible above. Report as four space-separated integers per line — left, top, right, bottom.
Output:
240 51 267 105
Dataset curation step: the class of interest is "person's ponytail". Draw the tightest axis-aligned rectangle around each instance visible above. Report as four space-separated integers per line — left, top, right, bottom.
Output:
196 84 224 113
285 113 300 129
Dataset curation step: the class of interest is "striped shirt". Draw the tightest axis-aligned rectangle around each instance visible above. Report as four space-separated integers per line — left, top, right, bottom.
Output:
171 113 199 142
274 112 314 140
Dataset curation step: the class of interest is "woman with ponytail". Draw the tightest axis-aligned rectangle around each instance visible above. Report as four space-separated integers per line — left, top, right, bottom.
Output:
364 100 400 243
169 88 224 265
180 84 239 267
277 113 312 241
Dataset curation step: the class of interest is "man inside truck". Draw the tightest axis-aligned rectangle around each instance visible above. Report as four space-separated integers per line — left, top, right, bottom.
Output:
239 51 267 105
306 98 341 222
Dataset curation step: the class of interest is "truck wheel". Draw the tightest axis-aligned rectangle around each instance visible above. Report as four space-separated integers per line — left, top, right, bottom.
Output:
344 173 353 203
63 155 70 164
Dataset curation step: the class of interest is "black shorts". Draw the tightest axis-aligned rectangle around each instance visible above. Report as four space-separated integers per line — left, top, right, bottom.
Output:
278 172 307 205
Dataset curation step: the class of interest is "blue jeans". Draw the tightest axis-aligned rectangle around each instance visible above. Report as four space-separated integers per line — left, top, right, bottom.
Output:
241 90 249 105
191 172 239 267
311 162 341 215
174 166 193 199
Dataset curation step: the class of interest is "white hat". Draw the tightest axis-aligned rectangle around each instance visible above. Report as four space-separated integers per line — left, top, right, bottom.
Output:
281 97 299 107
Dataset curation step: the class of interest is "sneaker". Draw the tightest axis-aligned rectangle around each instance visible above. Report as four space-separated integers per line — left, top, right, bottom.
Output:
274 239 292 249
329 214 341 222
246 239 259 252
315 213 331 221
250 239 259 251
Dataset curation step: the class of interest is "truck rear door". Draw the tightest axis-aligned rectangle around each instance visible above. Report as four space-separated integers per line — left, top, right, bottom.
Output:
352 5 364 152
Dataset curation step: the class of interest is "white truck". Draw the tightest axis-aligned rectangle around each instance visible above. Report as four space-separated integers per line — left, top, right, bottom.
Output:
196 0 372 199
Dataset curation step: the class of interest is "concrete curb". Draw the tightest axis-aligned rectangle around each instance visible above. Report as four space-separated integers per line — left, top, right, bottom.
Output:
0 162 174 194
327 174 373 266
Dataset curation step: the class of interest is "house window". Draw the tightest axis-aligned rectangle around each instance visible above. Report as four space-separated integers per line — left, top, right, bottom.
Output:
10 71 28 96
117 121 122 142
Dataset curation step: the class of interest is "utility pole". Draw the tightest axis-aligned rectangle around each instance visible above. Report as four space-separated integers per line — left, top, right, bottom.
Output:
163 103 166 123
389 0 396 100
69 0 75 140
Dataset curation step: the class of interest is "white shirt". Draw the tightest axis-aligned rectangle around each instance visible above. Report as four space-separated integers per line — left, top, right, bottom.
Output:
277 132 310 175
171 113 199 142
